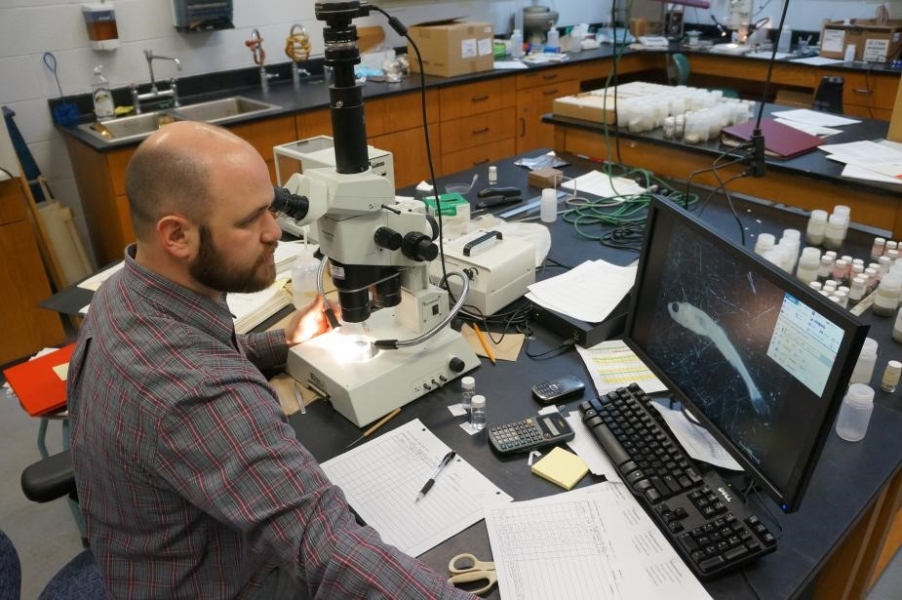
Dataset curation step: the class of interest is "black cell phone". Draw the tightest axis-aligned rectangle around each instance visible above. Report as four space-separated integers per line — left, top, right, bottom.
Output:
488 412 575 454
531 376 586 405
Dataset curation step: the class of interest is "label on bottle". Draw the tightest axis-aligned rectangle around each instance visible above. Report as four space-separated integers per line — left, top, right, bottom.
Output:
93 87 114 119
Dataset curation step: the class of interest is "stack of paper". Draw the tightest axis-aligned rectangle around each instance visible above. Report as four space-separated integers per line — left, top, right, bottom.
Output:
228 279 293 334
818 139 902 185
526 259 637 323
530 447 589 490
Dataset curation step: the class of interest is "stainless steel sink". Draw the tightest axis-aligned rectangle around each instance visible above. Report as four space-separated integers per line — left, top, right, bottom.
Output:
77 96 281 143
173 96 281 124
77 111 181 143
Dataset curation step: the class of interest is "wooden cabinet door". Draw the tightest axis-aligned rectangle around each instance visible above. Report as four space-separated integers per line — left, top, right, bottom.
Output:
516 79 580 153
370 128 442 189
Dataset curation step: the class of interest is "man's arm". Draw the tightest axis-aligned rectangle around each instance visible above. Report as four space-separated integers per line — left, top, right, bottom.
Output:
156 376 475 599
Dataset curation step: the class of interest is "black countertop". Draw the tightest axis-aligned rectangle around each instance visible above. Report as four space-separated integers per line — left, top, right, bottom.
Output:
55 42 902 153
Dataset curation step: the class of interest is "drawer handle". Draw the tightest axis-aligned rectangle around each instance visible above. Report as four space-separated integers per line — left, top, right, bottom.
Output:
472 158 490 165
520 117 526 137
852 88 872 95
543 74 559 81
542 88 560 97
471 94 490 103
472 127 490 135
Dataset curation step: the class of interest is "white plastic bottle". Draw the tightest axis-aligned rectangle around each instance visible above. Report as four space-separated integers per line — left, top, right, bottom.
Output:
777 25 792 53
460 376 475 412
546 28 560 52
849 337 878 385
91 65 115 120
540 188 557 223
470 394 487 431
834 383 874 442
510 29 524 58
805 210 828 245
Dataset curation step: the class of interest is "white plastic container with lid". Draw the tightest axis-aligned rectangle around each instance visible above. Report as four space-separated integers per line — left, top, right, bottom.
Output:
835 383 874 442
823 213 846 250
753 232 776 257
871 237 887 260
849 337 879 385
806 209 828 245
546 27 560 51
91 65 115 120
460 376 475 412
777 25 792 53
540 188 558 223
795 247 821 283
510 29 524 58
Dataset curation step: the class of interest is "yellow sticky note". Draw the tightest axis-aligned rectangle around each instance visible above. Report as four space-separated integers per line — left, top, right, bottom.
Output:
530 447 588 490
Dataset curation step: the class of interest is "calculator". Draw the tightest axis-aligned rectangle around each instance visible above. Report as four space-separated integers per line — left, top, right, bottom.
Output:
488 412 575 454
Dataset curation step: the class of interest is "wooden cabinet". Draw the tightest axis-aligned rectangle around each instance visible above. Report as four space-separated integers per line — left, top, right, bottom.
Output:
67 115 298 267
819 68 899 121
294 90 440 189
0 179 66 364
438 78 517 173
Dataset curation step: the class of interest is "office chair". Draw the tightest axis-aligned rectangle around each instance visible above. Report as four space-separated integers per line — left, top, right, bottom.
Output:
813 76 844 114
9 450 109 599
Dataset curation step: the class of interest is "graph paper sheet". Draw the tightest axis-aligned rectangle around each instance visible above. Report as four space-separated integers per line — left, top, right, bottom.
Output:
485 483 712 600
321 419 512 557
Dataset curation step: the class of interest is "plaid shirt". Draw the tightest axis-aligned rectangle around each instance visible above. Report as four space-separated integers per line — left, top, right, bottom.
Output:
68 245 474 599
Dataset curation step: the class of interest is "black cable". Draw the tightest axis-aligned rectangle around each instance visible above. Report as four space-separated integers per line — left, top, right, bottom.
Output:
0 166 15 180
524 335 575 360
753 0 792 130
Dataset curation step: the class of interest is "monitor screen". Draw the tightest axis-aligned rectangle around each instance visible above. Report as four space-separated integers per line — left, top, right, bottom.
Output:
625 197 869 513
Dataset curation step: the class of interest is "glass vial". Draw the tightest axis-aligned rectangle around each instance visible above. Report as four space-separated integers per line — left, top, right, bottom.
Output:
488 165 498 185
835 383 874 442
849 337 879 385
460 376 475 412
881 360 902 393
541 188 557 223
470 394 486 431
872 237 887 261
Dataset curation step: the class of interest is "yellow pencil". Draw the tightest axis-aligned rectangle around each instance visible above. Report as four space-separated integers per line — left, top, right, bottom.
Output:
472 323 496 365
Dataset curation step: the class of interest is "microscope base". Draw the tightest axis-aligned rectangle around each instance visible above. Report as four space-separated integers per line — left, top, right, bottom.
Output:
286 318 480 427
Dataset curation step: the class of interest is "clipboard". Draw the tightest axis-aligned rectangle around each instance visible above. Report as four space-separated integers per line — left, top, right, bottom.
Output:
722 117 824 159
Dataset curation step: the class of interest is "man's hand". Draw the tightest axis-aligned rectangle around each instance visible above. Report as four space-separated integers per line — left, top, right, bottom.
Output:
285 295 332 346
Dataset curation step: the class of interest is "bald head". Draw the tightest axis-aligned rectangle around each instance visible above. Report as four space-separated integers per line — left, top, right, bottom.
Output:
125 122 261 240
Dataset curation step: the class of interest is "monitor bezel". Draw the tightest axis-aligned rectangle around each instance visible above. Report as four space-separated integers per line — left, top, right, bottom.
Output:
623 196 869 513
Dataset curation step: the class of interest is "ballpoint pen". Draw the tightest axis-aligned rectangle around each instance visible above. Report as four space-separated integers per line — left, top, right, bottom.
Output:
415 450 456 502
346 407 402 449
471 323 496 365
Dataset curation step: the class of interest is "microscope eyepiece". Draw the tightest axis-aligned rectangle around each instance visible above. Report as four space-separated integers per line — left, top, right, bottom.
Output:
271 186 310 220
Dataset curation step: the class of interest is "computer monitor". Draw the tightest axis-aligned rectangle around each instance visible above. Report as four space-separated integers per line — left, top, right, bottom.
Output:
624 197 869 513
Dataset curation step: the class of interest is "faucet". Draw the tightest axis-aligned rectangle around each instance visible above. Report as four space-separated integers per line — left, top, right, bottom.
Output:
131 49 182 114
246 29 278 92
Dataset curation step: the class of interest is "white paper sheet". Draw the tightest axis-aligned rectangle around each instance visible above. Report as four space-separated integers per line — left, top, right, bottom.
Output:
484 484 712 600
774 118 842 137
77 261 124 291
321 419 512 557
526 259 637 323
575 339 667 395
560 171 646 200
841 164 902 185
771 108 860 128
649 403 743 471
820 140 902 161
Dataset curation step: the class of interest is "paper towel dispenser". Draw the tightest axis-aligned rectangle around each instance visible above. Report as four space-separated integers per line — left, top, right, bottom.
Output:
171 0 234 32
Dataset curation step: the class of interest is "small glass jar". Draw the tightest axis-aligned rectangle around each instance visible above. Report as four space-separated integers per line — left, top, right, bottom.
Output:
817 255 835 280
881 360 902 393
460 376 475 412
871 236 886 260
470 394 486 431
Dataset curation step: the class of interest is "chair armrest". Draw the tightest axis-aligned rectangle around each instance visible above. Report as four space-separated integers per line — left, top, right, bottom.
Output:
21 450 76 503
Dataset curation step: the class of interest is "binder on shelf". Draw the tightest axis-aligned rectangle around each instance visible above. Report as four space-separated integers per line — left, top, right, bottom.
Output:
3 343 75 416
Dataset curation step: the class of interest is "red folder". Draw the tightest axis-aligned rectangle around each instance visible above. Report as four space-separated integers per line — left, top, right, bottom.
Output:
721 117 823 159
3 343 75 416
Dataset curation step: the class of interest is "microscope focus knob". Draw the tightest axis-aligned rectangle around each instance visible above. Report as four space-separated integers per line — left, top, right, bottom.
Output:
374 226 403 251
449 357 466 373
402 232 439 262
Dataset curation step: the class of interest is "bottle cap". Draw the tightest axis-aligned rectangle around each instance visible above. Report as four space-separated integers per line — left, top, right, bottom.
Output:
885 360 902 374
462 376 475 388
846 383 875 407
471 394 486 408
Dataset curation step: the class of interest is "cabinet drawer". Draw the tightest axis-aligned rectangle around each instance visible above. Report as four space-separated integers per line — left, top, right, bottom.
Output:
109 147 135 198
229 116 297 163
440 78 517 121
440 108 515 154
441 138 516 174
367 90 439 136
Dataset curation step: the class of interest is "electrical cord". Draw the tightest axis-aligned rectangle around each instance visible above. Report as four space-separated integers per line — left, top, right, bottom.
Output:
0 165 15 180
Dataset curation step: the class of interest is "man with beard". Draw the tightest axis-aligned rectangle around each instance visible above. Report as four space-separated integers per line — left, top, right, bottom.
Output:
67 122 475 600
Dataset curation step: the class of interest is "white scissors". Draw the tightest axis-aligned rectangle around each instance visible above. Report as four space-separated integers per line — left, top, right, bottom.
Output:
448 552 497 596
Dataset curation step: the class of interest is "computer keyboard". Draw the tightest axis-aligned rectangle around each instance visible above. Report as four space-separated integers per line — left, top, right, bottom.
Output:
578 383 777 580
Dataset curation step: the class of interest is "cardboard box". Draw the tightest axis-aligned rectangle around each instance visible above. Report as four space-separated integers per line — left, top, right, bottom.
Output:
820 19 902 62
407 19 494 77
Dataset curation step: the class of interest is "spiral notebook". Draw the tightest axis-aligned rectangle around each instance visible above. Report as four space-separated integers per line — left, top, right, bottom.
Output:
722 117 824 159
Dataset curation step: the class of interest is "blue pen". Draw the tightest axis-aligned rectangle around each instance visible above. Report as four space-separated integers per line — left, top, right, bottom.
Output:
415 450 456 502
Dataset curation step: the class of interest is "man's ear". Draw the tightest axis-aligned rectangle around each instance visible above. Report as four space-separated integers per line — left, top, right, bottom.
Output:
157 215 196 260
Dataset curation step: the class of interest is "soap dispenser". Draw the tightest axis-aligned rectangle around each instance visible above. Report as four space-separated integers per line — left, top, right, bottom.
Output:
91 65 115 120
